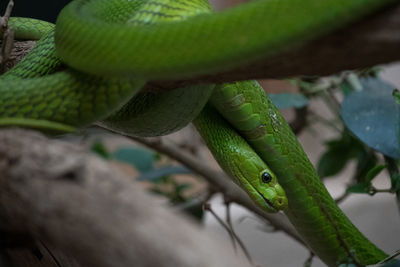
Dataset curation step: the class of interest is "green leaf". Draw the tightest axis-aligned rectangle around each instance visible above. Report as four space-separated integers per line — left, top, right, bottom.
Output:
112 147 155 172
317 148 350 178
149 187 170 197
317 134 361 178
174 183 192 194
392 173 400 192
177 200 204 222
339 80 353 96
91 140 111 159
365 164 386 183
137 166 192 182
346 182 371 194
269 93 309 109
353 146 378 183
393 89 400 105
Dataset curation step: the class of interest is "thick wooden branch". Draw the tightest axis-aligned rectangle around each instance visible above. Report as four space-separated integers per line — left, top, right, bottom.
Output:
2 40 35 72
0 129 251 267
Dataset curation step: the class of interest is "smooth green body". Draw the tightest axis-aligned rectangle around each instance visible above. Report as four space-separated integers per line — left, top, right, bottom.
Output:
194 105 287 212
55 0 395 79
1 22 146 130
0 0 395 265
211 81 387 266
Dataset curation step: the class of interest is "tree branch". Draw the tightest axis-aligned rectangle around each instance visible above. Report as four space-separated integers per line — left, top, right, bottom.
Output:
0 40 36 72
124 133 305 246
0 129 252 267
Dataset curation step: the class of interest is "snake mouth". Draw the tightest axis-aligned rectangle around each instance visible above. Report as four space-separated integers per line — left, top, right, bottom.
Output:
255 188 277 212
234 167 278 212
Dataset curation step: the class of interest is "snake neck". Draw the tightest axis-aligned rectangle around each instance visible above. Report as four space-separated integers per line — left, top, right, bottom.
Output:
211 81 387 266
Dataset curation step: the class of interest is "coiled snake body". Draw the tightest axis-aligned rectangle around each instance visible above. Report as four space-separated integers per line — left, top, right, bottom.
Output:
0 0 395 265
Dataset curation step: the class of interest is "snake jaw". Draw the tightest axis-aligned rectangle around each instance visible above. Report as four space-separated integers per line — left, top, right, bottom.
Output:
258 190 278 212
254 186 288 212
234 161 281 212
250 185 278 212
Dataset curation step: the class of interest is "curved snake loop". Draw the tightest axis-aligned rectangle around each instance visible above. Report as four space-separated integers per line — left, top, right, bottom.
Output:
0 0 395 265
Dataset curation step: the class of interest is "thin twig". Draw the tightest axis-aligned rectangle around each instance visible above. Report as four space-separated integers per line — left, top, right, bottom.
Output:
203 203 254 266
334 191 349 204
369 187 395 195
307 111 342 133
211 202 237 253
0 0 14 27
377 249 400 265
303 252 315 267
224 201 237 252
321 90 341 118
0 0 14 74
225 202 237 252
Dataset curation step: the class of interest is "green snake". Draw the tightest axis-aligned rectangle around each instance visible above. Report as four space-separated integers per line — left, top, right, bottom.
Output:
0 0 396 265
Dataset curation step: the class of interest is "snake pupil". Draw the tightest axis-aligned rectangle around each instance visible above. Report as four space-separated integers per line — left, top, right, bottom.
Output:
261 172 272 183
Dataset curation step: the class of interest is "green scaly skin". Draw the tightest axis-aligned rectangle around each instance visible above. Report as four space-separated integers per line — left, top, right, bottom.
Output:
54 0 395 79
5 17 54 40
0 0 396 265
194 104 288 212
1 19 146 132
3 2 288 212
98 1 215 136
2 3 215 136
211 81 388 266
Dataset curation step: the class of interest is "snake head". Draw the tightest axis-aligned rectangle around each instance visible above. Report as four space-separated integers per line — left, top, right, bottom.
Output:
258 170 288 211
237 159 288 213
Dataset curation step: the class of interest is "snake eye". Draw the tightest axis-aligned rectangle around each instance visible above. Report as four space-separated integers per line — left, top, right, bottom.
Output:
261 172 272 183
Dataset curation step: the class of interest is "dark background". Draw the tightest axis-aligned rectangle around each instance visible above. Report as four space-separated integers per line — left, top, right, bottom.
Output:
0 0 71 23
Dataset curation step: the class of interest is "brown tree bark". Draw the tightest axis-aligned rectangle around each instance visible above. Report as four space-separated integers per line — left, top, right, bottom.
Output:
0 129 251 267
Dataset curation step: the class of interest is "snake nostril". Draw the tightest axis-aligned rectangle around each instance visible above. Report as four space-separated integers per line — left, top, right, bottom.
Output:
277 197 286 208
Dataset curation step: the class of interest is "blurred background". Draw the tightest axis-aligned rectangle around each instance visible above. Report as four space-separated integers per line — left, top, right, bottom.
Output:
2 0 399 266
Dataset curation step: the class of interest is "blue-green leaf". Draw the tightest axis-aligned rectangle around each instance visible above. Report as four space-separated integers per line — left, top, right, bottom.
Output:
269 93 309 109
112 147 156 172
341 78 400 159
137 166 192 181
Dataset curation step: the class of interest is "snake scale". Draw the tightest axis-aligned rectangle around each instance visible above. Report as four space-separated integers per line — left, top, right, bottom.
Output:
0 0 396 266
